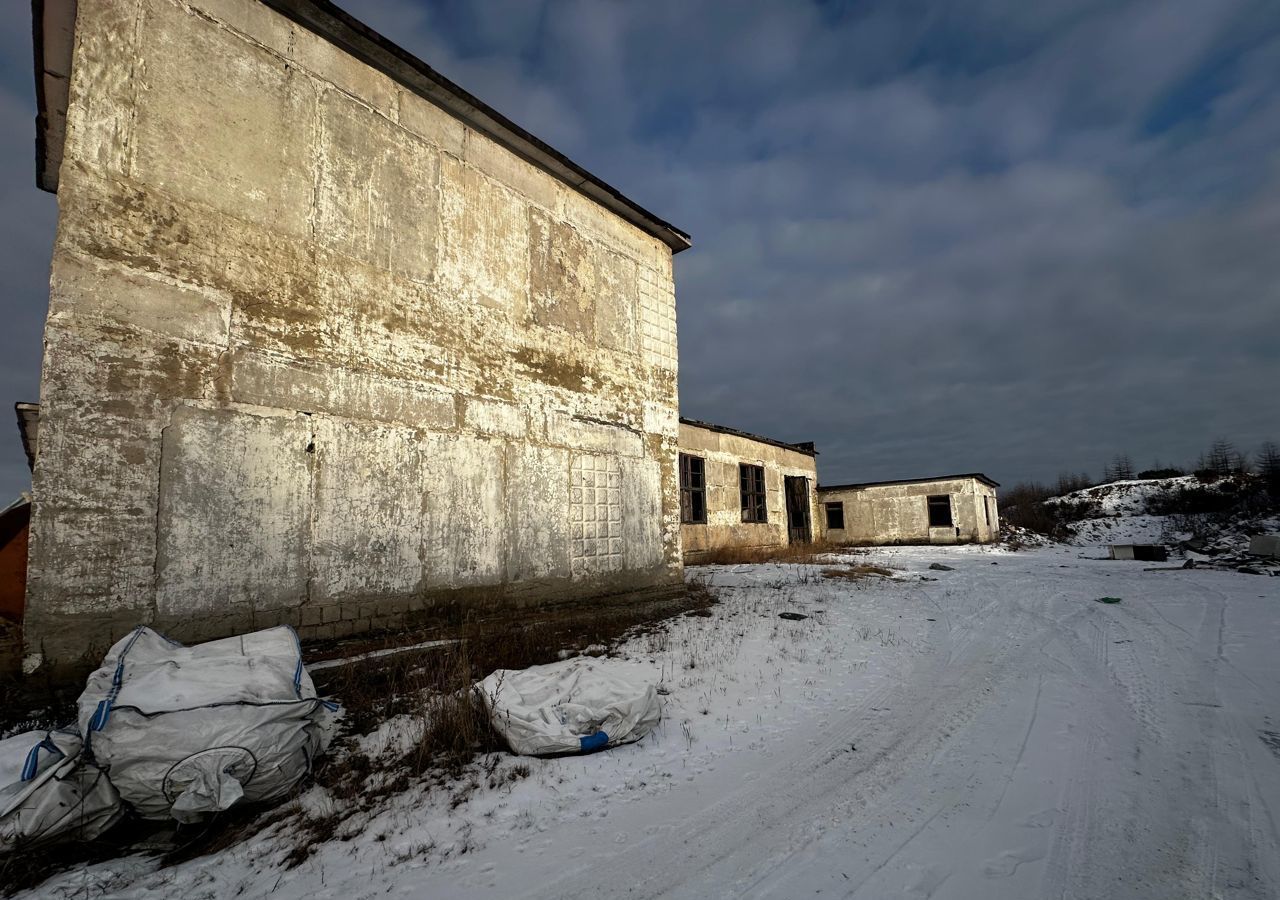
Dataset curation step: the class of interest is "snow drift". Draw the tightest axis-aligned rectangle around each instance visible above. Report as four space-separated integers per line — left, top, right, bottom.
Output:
477 658 661 756
77 626 337 822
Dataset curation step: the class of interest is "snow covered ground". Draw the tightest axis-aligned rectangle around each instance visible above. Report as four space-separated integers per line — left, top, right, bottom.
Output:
26 544 1280 899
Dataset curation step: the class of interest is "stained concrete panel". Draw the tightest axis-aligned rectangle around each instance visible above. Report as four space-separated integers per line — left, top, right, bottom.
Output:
546 412 645 458
131 0 316 237
419 434 508 586
506 444 571 581
622 457 664 571
595 250 639 354
466 396 528 439
49 252 231 346
316 89 440 284
311 418 425 602
155 406 313 617
230 348 456 431
529 208 596 338
397 91 466 158
61 0 141 179
438 156 530 313
465 130 558 212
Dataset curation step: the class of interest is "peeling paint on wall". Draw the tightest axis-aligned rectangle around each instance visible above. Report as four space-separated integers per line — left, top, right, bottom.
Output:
25 0 684 672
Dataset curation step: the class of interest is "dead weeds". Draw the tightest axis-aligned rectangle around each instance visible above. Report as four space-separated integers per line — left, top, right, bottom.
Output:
689 540 845 567
822 565 896 581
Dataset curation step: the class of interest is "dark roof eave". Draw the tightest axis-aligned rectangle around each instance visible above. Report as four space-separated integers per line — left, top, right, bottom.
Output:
257 0 690 253
819 473 1001 492
15 402 40 472
679 417 818 458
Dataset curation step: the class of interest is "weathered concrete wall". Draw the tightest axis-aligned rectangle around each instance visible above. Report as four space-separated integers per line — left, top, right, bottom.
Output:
818 478 999 546
26 0 682 671
678 423 819 561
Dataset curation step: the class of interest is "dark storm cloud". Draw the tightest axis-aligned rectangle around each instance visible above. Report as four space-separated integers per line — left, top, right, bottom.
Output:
1 0 1278 498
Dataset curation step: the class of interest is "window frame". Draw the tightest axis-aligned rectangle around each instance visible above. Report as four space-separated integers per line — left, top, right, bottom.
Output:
679 453 707 525
739 463 767 523
824 501 845 531
926 494 953 528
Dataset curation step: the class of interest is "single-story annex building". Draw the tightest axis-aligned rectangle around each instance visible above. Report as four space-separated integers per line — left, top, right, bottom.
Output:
25 0 689 673
818 474 1000 546
678 419 818 562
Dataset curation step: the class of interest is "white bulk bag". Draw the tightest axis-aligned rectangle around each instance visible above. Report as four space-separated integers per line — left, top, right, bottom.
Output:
477 658 661 756
0 728 122 851
77 626 337 823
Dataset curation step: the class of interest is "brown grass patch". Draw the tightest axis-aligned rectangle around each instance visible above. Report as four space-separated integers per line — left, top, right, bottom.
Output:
821 565 896 581
688 540 843 567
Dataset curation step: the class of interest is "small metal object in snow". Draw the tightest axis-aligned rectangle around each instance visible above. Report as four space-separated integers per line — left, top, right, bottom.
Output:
928 563 954 571
778 612 808 621
1095 596 1122 604
1109 545 1167 562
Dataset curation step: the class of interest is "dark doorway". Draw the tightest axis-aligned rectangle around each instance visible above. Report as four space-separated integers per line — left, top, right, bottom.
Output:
784 476 811 544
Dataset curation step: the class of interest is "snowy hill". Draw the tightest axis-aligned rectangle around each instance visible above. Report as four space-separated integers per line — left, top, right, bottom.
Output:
1046 475 1200 517
1042 474 1279 572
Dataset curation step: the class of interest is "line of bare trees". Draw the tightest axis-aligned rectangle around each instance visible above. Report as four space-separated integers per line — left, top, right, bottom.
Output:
1092 438 1279 491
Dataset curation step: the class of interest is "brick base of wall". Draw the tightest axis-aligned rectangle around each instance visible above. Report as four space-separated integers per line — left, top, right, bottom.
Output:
21 575 687 684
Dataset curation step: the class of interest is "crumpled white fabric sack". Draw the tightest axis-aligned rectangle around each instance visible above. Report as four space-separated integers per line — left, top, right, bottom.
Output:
0 728 122 851
476 657 661 756
77 626 337 822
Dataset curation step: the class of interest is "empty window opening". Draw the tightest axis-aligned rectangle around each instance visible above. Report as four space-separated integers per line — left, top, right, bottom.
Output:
824 501 845 530
679 453 707 525
740 463 767 523
984 496 992 528
927 494 953 528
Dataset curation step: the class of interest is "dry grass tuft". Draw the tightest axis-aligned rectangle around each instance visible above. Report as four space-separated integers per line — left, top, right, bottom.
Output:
821 565 896 581
689 540 843 567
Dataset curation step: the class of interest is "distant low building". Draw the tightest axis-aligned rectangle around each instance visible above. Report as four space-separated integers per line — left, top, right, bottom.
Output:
677 419 818 561
818 474 1000 546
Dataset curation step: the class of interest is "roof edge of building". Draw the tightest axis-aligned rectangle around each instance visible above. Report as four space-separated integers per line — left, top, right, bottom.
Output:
819 473 1000 492
15 402 39 473
32 0 691 253
678 417 817 458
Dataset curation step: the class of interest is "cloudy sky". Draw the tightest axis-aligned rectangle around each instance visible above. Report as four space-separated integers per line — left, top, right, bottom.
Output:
2 0 1278 499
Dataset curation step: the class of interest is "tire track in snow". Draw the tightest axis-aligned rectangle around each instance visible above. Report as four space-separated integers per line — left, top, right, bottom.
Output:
519 569 1072 900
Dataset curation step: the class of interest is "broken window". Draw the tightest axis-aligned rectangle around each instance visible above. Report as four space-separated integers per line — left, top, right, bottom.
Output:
740 463 767 523
679 453 707 525
824 501 845 530
927 494 953 528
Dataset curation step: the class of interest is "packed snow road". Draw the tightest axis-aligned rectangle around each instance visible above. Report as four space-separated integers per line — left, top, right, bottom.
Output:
506 548 1280 900
29 545 1280 900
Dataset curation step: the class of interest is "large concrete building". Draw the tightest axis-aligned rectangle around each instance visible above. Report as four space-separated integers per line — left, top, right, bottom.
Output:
678 419 819 562
25 0 689 671
818 475 1000 546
